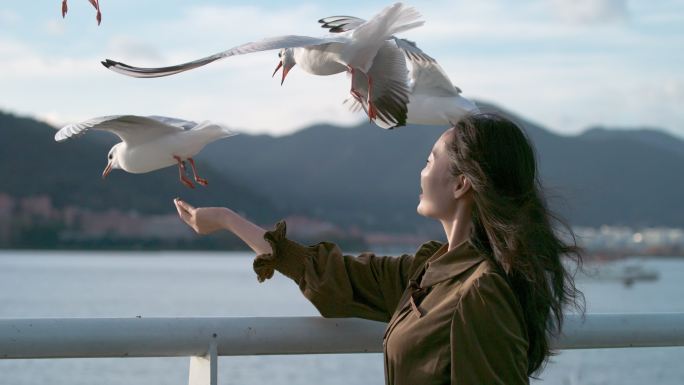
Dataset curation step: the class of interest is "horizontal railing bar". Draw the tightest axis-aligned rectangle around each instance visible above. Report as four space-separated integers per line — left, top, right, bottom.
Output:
0 313 682 359
556 313 684 349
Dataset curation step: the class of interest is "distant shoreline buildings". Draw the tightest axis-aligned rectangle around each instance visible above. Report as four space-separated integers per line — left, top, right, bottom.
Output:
1 192 682 258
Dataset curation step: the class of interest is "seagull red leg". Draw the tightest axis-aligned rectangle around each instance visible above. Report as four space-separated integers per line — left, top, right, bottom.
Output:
188 158 209 186
88 0 101 25
367 75 377 121
62 0 68 17
174 156 195 189
347 65 364 103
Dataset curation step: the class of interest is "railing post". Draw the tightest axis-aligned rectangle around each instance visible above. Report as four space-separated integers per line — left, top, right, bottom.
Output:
188 340 218 385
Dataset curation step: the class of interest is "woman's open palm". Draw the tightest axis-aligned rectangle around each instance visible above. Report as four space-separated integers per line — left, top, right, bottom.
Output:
174 198 229 235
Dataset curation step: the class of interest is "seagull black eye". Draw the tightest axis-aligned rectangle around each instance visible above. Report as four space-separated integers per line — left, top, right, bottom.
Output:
278 52 282 58
109 155 113 159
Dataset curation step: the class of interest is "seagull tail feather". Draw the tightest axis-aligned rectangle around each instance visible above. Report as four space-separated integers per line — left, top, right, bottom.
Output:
354 3 424 43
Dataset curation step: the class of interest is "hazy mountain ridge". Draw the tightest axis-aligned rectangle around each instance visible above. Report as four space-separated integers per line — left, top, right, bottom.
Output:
203 101 684 230
1 104 683 235
579 126 684 158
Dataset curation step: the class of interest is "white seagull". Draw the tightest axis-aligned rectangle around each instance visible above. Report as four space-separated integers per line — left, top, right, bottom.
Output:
54 115 237 189
320 16 479 128
101 2 425 126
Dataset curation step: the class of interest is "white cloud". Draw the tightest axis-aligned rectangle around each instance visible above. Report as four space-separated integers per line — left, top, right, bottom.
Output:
0 38 99 79
106 36 165 63
44 19 66 36
662 80 684 101
0 9 20 25
550 0 629 24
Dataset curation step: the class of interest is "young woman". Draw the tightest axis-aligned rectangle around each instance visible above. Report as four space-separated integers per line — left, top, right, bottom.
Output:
174 113 584 384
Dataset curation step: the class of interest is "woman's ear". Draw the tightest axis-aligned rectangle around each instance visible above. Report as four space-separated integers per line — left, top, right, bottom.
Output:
452 174 472 200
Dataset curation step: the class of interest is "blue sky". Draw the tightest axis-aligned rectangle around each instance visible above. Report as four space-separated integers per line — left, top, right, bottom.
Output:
1 0 683 137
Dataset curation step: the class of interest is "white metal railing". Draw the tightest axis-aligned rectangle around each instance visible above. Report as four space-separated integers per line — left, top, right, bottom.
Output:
1 314 683 385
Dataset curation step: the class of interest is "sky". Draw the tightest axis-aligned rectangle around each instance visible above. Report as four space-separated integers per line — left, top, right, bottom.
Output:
1 0 683 137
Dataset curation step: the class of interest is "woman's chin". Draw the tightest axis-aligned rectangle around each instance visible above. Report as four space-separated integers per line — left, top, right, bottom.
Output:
418 201 440 219
416 201 428 217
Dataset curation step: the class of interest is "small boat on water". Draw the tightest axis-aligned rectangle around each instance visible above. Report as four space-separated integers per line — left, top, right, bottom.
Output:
584 261 660 287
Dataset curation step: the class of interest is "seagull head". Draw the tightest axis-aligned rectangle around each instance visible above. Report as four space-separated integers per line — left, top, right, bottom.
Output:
272 48 296 86
102 143 123 179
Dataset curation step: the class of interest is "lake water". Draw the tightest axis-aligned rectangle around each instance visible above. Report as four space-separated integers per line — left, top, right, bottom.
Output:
0 251 683 385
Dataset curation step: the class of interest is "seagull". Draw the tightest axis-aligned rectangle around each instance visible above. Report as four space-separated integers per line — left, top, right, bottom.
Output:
320 16 479 128
61 0 102 25
101 2 425 126
54 115 237 189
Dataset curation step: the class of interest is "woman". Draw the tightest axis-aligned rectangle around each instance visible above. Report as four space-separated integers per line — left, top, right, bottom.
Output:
174 113 585 384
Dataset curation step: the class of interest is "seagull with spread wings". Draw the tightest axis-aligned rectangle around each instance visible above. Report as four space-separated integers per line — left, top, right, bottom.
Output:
55 115 237 189
102 2 424 127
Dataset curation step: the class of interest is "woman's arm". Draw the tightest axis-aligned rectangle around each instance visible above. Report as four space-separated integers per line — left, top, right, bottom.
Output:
174 198 442 322
173 198 272 255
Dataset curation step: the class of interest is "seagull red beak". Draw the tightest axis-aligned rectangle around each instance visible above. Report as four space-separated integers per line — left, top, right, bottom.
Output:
102 162 112 179
272 61 291 86
272 61 283 78
281 66 291 86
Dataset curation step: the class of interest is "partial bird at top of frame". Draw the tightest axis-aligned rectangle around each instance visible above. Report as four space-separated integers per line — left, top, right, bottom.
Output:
61 0 102 25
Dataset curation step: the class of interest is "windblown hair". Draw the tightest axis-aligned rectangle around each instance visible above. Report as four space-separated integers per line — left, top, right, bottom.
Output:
446 113 585 377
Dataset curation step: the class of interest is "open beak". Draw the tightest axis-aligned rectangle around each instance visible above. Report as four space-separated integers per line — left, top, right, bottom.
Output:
272 61 283 78
102 162 112 179
281 66 291 86
272 61 291 86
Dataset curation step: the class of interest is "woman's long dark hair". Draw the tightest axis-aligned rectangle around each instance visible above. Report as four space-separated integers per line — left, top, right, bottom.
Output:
446 113 585 377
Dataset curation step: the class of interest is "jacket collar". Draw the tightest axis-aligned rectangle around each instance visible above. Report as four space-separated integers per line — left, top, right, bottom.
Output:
419 240 484 288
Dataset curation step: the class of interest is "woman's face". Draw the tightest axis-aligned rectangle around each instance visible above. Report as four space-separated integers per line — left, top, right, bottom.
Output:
417 129 458 219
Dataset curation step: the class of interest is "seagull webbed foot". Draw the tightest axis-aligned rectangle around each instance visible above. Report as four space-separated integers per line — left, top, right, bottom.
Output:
174 155 196 189
188 158 209 187
180 177 196 189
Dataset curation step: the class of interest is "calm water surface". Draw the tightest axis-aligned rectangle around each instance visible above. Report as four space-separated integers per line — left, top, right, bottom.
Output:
0 250 683 385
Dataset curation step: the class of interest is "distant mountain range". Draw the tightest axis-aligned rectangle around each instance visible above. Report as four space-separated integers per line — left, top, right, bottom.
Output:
1 102 682 236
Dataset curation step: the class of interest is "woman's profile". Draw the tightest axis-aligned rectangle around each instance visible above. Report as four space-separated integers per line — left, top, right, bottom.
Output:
174 113 585 384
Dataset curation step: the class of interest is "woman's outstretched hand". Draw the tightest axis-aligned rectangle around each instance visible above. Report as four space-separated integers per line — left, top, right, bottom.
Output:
173 198 272 255
174 198 230 235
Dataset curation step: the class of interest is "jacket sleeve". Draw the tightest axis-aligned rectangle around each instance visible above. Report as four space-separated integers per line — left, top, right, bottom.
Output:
253 220 442 323
450 271 530 384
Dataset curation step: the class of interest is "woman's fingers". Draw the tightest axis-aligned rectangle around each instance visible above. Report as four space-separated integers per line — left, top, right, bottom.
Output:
173 198 193 224
174 199 227 235
176 198 196 213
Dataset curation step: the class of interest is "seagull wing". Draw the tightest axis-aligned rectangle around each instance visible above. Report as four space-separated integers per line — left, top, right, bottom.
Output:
318 16 366 33
392 38 435 63
319 14 433 63
55 115 189 144
146 115 199 130
344 41 410 128
409 57 461 97
102 35 348 78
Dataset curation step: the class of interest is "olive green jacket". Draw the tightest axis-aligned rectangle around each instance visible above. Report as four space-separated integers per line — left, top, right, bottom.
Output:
254 220 529 385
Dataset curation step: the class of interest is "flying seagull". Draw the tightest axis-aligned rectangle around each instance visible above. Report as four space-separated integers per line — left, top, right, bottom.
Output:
320 16 479 128
101 2 425 127
61 0 102 25
54 115 237 189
